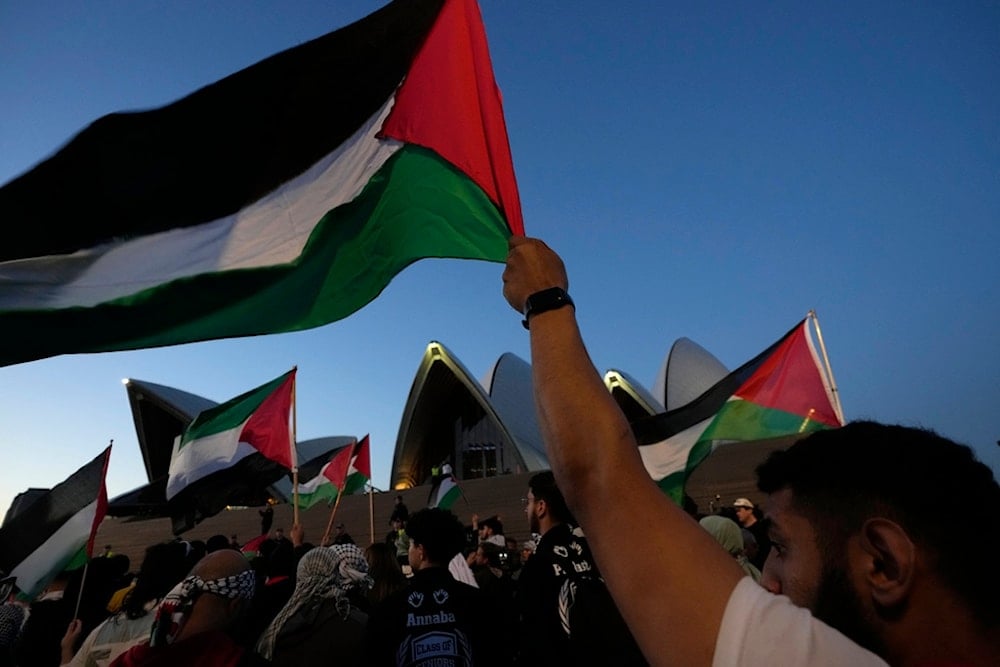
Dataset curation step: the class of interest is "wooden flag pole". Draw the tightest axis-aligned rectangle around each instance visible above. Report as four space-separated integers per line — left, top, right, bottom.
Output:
321 492 344 546
807 311 845 424
291 367 300 526
368 485 375 546
72 560 90 619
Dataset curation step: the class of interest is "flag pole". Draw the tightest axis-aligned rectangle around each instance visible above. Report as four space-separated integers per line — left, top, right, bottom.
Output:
368 485 375 546
73 560 90 619
321 492 344 546
808 311 845 424
291 367 300 526
74 440 112 618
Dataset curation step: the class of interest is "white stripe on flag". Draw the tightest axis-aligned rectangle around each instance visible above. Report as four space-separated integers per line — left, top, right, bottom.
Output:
166 423 257 499
638 418 712 482
1 98 402 310
11 499 98 598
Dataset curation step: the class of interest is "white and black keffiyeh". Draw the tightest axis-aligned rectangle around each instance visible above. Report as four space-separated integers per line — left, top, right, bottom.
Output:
149 570 255 647
256 544 372 659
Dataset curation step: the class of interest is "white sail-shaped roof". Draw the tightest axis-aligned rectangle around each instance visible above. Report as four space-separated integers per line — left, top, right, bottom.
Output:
653 338 730 411
391 343 547 490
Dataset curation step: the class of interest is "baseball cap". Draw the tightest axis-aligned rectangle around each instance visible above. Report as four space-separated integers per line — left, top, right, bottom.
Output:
733 498 755 509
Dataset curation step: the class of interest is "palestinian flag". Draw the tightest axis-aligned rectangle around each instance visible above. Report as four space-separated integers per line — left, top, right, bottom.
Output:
294 440 357 510
0 0 523 367
240 533 270 558
167 370 295 500
0 446 111 599
340 435 372 496
632 318 844 504
427 473 463 509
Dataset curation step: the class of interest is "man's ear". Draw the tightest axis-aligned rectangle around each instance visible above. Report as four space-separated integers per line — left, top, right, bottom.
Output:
858 518 916 609
535 497 547 519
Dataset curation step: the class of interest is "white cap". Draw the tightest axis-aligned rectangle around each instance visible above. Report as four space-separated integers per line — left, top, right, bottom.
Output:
733 498 755 509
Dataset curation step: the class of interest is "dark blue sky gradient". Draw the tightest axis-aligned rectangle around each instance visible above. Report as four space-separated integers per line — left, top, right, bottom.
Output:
1 1 997 516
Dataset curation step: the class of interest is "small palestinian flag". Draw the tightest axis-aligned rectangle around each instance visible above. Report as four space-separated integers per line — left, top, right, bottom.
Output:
0 446 111 599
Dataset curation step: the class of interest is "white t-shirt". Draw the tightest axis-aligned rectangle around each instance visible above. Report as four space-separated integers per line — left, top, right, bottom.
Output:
714 577 888 667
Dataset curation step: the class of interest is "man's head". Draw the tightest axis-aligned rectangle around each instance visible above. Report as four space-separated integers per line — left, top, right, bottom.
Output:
152 549 255 645
406 508 465 570
525 470 574 536
395 495 404 504
756 420 999 653
470 542 502 570
335 523 346 533
478 515 503 539
520 540 536 563
732 498 756 527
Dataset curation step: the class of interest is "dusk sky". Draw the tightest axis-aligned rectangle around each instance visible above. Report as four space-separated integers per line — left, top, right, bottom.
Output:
1 1 997 521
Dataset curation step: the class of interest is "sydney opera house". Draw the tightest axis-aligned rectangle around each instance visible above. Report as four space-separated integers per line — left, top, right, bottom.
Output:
97 332 793 534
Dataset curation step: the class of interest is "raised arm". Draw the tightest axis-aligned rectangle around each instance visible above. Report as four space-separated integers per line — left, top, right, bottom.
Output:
502 236 744 666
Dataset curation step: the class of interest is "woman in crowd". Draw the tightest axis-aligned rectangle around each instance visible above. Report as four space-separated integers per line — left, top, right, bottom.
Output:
363 542 407 613
698 515 762 582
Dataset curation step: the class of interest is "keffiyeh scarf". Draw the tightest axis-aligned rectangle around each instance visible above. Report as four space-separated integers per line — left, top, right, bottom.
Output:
256 544 372 659
149 570 255 647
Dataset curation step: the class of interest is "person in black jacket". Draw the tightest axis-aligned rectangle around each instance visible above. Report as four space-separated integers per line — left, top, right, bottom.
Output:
514 471 645 666
365 508 503 667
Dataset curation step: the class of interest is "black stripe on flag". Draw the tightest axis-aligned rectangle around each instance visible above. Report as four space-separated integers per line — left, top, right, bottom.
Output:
0 0 446 262
0 447 109 576
631 320 803 446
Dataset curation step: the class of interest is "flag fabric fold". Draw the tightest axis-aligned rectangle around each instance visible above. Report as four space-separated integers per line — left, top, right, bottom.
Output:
427 472 463 509
294 435 371 509
0 0 523 367
632 318 843 503
340 435 372 496
167 370 295 501
0 446 112 599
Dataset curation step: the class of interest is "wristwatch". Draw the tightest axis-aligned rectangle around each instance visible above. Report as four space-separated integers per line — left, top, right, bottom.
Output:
522 287 574 329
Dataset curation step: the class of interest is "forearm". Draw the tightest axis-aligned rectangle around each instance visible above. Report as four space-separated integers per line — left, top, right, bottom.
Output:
504 237 743 666
527 307 631 498
527 306 743 666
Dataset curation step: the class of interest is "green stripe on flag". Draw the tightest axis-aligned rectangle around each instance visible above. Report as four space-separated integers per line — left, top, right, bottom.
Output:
700 399 831 443
181 373 290 444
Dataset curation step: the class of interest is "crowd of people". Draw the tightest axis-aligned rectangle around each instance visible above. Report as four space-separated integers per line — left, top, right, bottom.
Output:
1 236 997 666
0 473 645 667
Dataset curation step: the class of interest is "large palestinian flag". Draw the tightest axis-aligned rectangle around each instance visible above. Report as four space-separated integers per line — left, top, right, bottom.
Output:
0 446 111 599
632 318 844 503
0 0 522 367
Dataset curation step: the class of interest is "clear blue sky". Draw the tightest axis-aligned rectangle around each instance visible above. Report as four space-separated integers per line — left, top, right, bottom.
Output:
1 1 997 520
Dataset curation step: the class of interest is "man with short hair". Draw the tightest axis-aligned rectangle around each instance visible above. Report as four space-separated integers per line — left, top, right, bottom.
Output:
753 422 999 664
475 515 506 548
514 471 644 665
732 498 770 570
333 523 355 545
108 549 261 666
502 236 999 665
365 508 502 666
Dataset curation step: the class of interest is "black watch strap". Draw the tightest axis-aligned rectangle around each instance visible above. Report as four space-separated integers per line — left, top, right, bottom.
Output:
522 287 574 329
